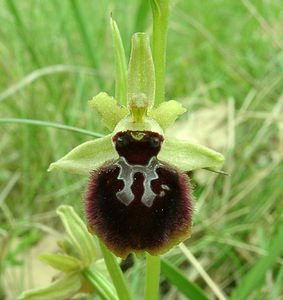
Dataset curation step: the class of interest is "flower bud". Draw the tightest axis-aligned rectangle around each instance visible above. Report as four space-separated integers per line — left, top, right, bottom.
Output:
57 205 97 266
18 274 81 300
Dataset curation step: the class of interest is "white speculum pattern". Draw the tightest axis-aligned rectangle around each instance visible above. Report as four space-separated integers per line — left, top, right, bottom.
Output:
115 156 159 207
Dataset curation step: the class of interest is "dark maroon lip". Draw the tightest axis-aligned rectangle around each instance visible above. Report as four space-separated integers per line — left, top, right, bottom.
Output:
85 159 192 258
112 130 164 165
85 130 192 258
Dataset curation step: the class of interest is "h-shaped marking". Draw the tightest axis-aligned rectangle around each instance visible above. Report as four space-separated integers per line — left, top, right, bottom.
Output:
115 156 159 207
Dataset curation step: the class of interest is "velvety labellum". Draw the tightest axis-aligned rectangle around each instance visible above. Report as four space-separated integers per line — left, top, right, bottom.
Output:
85 131 193 258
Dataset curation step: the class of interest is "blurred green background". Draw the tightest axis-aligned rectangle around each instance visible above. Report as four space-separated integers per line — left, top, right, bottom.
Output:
0 0 282 299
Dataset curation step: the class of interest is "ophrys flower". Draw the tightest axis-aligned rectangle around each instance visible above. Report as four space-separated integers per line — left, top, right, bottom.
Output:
48 32 224 258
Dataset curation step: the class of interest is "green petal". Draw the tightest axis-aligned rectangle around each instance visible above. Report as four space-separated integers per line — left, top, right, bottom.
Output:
48 134 118 175
89 92 127 131
158 137 224 172
148 100 187 129
39 253 82 273
18 274 81 300
57 205 97 266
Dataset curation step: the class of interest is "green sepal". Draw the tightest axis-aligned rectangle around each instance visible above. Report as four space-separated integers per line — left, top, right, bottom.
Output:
39 253 82 273
89 92 127 131
48 134 118 175
148 100 187 129
18 274 81 300
57 205 97 266
158 137 224 172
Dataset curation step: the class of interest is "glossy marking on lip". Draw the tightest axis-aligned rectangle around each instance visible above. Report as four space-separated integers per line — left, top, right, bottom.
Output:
115 156 159 207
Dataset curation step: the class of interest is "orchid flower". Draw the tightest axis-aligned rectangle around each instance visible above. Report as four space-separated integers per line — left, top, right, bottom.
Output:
48 31 224 259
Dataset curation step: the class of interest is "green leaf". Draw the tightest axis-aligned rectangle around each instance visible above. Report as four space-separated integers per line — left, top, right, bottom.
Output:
18 274 81 300
39 253 82 273
57 205 97 266
229 219 283 300
161 259 210 300
48 134 118 175
110 17 127 106
99 241 132 300
158 137 224 172
148 100 187 129
127 32 155 121
89 93 128 131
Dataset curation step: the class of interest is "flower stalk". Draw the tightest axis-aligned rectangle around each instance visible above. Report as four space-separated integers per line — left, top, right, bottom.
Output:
144 1 170 298
145 254 161 300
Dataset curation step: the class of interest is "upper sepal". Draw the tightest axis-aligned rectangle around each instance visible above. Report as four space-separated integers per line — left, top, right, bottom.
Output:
48 135 118 175
158 137 224 172
127 32 155 121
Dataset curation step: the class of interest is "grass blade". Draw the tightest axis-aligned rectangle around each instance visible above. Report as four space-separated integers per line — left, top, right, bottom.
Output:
161 259 210 300
5 0 40 67
0 118 104 137
69 0 103 88
179 243 226 300
230 219 283 300
5 0 55 96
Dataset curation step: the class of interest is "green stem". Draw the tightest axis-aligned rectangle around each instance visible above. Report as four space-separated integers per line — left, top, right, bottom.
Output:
144 254 160 300
150 0 170 106
99 241 132 300
83 267 118 300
